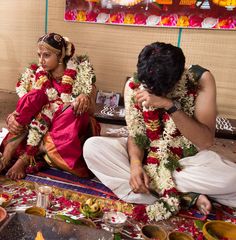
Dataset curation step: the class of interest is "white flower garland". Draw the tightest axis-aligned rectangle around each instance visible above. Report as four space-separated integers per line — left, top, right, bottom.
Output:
72 56 95 98
16 68 36 98
126 69 198 221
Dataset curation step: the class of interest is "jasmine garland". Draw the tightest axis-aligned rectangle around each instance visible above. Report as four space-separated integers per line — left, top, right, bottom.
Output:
125 69 199 221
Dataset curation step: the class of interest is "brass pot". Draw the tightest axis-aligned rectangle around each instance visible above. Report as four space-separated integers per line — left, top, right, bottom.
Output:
0 206 7 226
141 224 167 240
203 220 236 240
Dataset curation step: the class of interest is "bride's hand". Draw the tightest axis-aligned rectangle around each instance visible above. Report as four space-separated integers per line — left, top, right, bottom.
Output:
6 112 25 135
71 94 90 115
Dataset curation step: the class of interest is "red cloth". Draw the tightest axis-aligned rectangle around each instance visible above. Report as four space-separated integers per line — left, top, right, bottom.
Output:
15 89 48 126
48 105 89 170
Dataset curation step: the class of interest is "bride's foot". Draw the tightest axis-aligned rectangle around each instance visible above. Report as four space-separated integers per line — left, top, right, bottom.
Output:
196 194 212 215
0 153 9 173
0 133 26 173
6 156 28 180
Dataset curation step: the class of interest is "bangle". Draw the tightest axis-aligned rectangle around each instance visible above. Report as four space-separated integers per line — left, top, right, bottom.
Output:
130 159 142 165
6 111 17 125
6 114 11 125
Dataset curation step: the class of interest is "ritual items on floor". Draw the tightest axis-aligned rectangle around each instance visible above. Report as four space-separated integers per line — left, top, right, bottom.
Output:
0 207 7 226
25 206 46 217
80 198 102 218
0 212 113 240
141 224 167 240
1 175 236 239
36 186 52 209
103 211 127 233
202 220 236 240
0 192 12 208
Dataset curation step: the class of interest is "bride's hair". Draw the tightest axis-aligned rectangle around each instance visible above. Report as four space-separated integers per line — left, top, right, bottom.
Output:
38 32 75 64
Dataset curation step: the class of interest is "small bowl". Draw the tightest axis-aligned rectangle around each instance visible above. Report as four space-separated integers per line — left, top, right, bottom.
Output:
203 220 236 240
103 211 127 233
141 224 167 240
0 192 12 208
0 206 7 226
168 231 194 240
25 206 46 217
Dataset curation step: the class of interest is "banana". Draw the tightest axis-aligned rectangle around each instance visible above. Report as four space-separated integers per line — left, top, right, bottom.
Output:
80 200 102 218
89 203 99 213
85 198 94 206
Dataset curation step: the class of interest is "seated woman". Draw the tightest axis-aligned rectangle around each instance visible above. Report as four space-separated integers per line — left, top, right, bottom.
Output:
0 32 100 180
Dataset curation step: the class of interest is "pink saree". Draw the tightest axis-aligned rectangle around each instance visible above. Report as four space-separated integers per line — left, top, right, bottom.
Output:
43 105 92 177
1 99 100 178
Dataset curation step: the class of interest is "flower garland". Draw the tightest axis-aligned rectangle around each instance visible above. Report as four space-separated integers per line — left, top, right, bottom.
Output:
72 55 96 98
125 69 199 221
16 56 95 164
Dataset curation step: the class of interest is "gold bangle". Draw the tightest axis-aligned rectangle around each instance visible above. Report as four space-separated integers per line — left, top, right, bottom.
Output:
130 160 142 165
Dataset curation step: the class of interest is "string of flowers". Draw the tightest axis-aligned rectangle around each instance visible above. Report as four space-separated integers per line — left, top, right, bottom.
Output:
72 55 96 98
16 55 95 168
125 69 199 221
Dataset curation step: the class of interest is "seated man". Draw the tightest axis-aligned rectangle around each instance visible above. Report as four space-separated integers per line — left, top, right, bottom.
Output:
83 42 236 221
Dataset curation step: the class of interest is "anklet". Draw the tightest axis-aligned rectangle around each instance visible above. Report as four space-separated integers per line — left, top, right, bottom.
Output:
0 156 9 167
19 154 30 166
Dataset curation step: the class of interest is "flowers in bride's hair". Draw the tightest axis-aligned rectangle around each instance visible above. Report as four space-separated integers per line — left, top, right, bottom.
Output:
127 70 198 221
66 58 77 70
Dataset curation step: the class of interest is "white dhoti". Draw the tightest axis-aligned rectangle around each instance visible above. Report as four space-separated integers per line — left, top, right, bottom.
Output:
83 136 236 207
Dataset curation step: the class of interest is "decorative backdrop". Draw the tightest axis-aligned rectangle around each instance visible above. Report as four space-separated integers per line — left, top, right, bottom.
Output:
65 0 236 29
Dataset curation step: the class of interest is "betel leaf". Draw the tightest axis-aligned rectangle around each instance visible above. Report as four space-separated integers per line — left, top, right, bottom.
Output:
56 214 84 225
194 220 205 230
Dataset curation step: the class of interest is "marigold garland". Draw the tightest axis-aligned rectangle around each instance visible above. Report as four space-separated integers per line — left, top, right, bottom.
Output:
125 68 199 221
